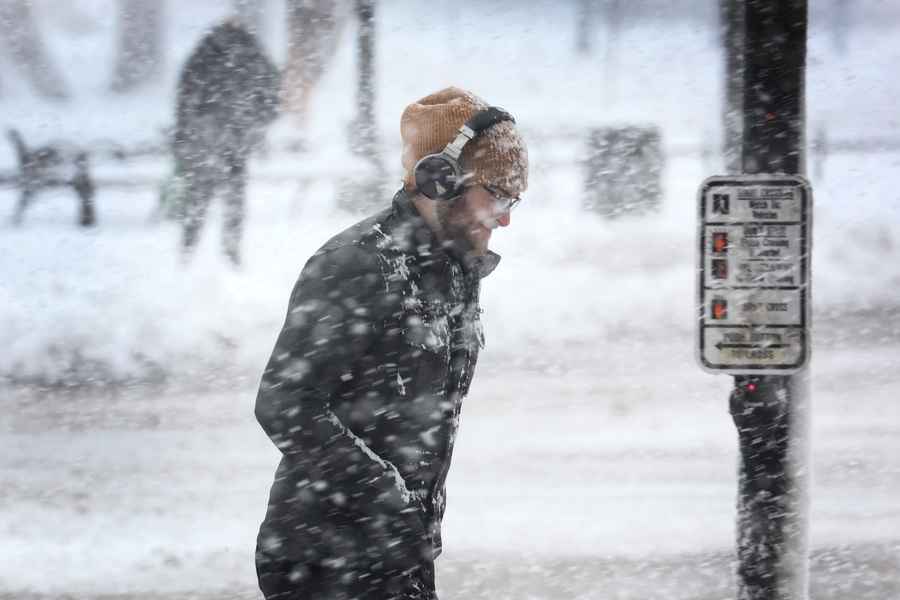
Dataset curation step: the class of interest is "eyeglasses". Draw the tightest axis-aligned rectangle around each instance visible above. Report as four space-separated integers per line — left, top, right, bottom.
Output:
483 184 521 213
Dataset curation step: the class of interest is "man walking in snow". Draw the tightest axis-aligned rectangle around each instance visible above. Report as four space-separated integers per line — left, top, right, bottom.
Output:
173 19 280 266
254 87 528 599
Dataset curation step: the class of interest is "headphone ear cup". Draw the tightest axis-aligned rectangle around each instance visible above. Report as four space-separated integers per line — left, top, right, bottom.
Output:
414 154 461 200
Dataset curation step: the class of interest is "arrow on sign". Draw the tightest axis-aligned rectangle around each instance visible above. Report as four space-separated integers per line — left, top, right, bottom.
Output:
715 342 789 350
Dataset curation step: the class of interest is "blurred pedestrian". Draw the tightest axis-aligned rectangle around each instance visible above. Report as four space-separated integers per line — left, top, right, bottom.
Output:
281 0 347 126
173 19 280 266
254 86 528 599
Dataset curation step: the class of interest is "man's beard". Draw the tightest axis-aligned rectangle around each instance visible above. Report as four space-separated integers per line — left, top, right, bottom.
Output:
436 201 479 257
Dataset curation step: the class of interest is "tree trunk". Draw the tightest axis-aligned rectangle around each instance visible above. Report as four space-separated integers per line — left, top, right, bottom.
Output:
601 0 623 105
353 0 376 156
281 0 344 124
110 0 164 93
575 0 593 55
0 0 69 99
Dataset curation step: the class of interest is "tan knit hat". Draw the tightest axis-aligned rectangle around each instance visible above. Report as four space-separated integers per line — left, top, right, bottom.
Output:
400 86 528 198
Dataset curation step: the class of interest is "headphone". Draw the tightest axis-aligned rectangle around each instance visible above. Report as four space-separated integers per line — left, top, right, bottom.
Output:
413 106 514 201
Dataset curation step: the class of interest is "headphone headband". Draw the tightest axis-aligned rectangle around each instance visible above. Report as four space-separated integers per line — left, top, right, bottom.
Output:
467 106 514 133
443 107 514 160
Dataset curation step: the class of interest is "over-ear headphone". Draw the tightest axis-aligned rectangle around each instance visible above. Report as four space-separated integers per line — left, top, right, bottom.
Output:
413 106 514 201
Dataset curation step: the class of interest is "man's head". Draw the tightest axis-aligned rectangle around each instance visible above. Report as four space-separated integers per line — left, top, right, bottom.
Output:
400 87 528 257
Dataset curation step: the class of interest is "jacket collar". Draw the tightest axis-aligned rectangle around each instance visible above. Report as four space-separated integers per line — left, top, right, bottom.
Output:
391 189 501 279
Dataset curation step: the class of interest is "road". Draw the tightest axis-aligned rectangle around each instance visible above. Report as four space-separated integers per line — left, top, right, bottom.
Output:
2 310 899 599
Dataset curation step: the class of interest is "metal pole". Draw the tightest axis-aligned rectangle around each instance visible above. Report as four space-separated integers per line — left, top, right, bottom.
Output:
354 0 377 158
728 2 810 599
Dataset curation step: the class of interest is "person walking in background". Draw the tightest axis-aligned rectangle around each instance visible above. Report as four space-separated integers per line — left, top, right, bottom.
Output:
172 19 280 267
281 0 347 126
254 86 528 599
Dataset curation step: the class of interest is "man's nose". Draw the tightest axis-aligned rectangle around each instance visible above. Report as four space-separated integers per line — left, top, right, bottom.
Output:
497 212 511 227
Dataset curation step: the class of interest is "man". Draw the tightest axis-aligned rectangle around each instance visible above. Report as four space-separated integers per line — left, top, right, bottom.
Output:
173 19 280 266
254 87 528 599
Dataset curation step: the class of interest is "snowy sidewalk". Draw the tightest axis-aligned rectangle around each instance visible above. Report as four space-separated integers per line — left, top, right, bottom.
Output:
2 333 899 598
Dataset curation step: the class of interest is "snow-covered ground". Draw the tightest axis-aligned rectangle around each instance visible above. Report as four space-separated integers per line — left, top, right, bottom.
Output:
2 1 900 598
2 331 899 598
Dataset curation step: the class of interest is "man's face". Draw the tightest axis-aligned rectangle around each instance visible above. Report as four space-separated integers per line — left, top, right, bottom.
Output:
437 185 515 257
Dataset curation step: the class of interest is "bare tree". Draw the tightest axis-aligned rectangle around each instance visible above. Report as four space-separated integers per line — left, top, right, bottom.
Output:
0 0 69 99
44 1 102 35
281 0 346 124
110 0 164 93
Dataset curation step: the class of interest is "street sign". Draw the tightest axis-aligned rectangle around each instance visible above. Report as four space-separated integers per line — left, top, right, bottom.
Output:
697 175 812 374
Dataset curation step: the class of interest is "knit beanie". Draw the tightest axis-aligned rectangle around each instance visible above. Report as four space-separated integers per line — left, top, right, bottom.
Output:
400 87 528 198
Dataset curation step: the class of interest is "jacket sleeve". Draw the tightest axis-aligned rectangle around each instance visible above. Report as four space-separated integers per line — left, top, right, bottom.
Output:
255 244 416 510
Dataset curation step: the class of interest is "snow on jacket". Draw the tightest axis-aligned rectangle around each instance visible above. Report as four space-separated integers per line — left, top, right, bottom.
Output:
255 190 497 572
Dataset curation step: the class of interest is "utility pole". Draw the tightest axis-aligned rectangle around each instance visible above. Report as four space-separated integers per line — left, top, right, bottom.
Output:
719 2 811 599
719 0 743 173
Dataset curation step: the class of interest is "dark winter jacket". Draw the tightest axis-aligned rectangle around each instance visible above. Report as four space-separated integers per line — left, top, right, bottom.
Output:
255 190 497 572
174 21 280 164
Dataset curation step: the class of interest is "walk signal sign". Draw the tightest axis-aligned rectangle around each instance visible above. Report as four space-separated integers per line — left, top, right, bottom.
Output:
697 175 812 374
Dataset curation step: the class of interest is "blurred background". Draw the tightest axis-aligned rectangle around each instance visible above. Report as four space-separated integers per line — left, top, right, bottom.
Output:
1 1 898 598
